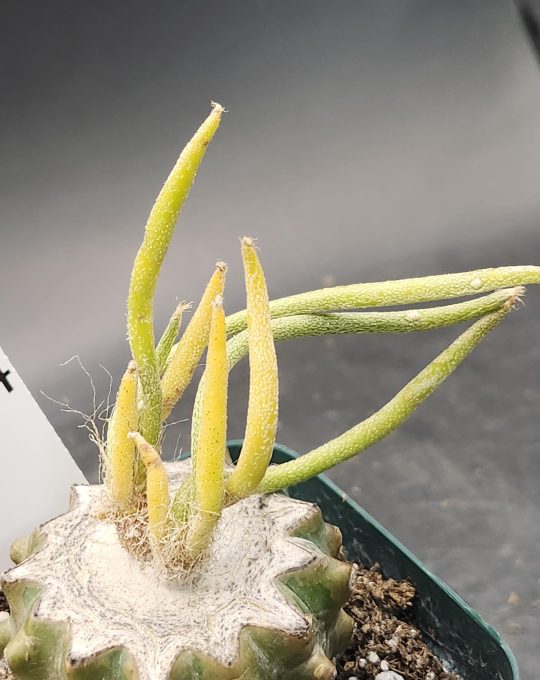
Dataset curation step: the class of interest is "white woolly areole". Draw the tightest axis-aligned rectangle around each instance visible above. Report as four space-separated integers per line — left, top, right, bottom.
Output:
2 460 326 680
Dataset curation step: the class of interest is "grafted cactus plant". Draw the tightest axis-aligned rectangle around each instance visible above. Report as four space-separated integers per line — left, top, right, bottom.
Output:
1 103 539 680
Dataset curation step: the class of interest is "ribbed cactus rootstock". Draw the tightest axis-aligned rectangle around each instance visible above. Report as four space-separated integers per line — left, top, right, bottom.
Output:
1 459 353 680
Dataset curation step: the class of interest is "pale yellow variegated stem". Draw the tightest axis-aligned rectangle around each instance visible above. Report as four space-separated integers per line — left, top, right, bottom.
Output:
161 262 227 420
226 265 540 335
127 103 224 445
191 287 521 465
227 238 278 498
107 361 139 507
185 298 228 559
156 302 188 375
259 301 517 493
129 432 170 545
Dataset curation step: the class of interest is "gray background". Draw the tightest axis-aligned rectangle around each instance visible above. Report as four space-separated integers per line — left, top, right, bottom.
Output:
1 0 539 675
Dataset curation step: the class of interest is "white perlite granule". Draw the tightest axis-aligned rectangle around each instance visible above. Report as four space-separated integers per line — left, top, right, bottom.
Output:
375 672 405 680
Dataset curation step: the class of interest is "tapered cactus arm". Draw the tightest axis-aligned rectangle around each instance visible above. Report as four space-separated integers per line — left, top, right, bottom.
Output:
129 432 170 545
227 239 279 498
226 286 522 364
106 361 139 507
185 298 228 559
161 262 227 420
156 302 189 375
226 265 540 335
127 103 224 445
258 301 518 493
191 287 522 459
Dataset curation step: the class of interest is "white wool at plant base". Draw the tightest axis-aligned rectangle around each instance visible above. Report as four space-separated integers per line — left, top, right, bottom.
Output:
1 103 539 680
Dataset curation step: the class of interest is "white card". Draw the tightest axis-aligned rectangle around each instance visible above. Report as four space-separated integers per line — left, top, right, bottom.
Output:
0 344 87 571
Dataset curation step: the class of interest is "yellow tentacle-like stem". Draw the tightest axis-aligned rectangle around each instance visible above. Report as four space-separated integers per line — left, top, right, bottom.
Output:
161 262 227 420
129 432 170 545
227 238 279 499
186 297 228 560
107 361 139 507
127 102 224 445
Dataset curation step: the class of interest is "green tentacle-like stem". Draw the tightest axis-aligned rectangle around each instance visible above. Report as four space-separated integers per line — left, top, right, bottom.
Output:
258 303 515 493
226 265 540 335
188 287 522 466
226 286 522 362
127 103 224 445
156 302 188 375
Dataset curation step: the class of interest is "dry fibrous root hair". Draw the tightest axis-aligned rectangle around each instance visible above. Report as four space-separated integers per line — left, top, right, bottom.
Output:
1 102 539 680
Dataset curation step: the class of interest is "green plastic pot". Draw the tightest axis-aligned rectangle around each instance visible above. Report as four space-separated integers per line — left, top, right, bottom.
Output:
227 440 519 680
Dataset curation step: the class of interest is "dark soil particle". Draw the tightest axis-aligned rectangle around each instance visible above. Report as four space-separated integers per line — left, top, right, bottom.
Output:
336 565 461 680
0 593 7 614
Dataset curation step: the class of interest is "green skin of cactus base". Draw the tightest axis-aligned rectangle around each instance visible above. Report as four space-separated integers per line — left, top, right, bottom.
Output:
0 463 353 680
